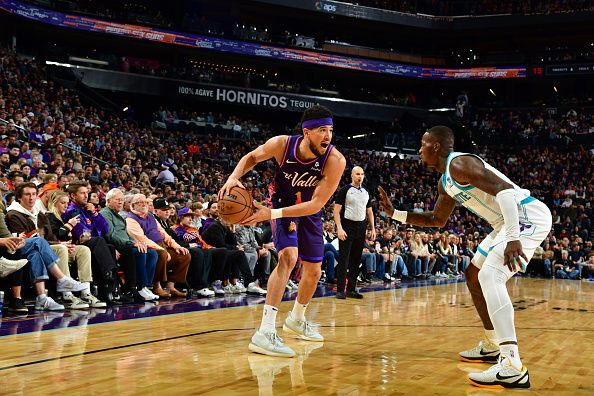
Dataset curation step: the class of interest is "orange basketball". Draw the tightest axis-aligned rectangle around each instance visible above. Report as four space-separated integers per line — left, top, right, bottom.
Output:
219 186 254 224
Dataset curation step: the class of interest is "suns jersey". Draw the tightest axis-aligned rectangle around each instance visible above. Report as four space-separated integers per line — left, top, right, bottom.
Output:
441 152 533 232
270 135 334 209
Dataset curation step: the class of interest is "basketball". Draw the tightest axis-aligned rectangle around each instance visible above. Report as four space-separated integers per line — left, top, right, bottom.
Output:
218 186 254 224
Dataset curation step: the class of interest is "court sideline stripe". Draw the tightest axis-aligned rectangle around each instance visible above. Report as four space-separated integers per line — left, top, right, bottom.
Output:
0 279 466 339
1 322 591 372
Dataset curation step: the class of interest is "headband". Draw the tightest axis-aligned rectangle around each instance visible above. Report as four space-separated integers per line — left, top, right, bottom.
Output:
302 117 333 130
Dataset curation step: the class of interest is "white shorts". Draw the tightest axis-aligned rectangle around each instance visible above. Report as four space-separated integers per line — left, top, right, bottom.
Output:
471 198 552 278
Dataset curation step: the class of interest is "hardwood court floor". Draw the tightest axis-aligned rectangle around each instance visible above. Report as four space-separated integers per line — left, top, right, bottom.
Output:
0 278 592 395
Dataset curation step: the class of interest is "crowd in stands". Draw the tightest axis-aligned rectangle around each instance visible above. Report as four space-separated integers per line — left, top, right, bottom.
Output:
0 48 592 315
466 108 594 145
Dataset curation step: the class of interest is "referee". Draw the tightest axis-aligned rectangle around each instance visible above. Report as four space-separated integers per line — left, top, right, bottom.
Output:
333 166 376 299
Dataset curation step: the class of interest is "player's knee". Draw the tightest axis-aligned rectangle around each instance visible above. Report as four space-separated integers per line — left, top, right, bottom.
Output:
477 265 506 289
303 265 321 280
278 249 298 268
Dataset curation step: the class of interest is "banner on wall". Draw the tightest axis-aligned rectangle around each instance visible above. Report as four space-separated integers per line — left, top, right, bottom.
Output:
0 0 526 79
65 66 412 121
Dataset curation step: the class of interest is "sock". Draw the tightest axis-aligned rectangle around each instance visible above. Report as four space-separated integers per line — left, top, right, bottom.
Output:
259 304 278 333
484 329 497 344
479 265 521 367
291 299 308 322
82 282 91 291
63 291 73 299
37 293 47 301
500 344 522 368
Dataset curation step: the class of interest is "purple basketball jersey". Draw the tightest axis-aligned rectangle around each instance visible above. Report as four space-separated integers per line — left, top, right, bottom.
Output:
270 135 334 209
269 135 334 261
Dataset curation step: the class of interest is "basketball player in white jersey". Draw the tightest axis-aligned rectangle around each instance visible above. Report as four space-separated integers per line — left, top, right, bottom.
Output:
378 125 551 389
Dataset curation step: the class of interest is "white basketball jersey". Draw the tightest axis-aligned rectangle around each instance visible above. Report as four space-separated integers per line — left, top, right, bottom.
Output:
441 152 533 232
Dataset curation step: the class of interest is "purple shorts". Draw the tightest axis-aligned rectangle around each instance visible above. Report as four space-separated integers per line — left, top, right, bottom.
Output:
271 214 324 262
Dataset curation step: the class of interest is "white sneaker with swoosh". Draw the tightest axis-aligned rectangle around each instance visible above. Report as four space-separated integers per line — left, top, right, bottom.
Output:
466 355 530 389
459 339 500 363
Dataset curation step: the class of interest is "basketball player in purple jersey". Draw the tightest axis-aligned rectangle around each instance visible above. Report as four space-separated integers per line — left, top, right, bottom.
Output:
219 105 346 357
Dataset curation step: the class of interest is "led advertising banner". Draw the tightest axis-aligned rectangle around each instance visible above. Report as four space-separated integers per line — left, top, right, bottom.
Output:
65 66 410 121
0 0 526 79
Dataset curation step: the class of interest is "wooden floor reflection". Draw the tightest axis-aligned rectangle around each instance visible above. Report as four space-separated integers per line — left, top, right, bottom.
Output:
0 278 593 395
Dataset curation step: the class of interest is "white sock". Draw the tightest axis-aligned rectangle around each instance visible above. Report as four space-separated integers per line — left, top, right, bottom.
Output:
484 329 497 344
63 291 73 298
500 344 522 368
37 293 47 301
57 276 67 283
291 299 308 322
259 304 278 333
82 282 91 291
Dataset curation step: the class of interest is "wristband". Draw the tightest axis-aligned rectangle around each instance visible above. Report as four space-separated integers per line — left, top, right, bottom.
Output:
270 208 283 220
391 210 407 223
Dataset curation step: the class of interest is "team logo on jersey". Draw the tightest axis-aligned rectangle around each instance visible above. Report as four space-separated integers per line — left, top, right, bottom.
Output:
288 221 297 232
283 171 321 187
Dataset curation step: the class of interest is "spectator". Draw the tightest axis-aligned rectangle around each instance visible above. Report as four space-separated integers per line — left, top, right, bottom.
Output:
201 207 259 295
6 182 99 308
3 210 88 311
62 182 121 303
45 189 101 308
33 182 60 214
153 198 215 297
101 188 158 302
126 193 190 298
235 224 269 295
554 250 580 279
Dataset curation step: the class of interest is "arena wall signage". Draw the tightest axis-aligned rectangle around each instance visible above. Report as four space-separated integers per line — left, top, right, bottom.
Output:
546 64 594 76
65 65 409 121
0 0 526 80
255 0 594 30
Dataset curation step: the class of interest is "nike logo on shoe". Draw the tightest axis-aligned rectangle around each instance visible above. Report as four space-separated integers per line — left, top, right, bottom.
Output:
286 160 297 164
480 349 498 356
496 372 521 380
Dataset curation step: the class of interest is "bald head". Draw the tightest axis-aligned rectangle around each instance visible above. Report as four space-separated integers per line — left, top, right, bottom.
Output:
427 125 455 149
351 166 365 186
419 125 456 170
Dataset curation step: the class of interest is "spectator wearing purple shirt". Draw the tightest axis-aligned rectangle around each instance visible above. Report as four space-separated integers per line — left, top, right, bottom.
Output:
62 181 120 302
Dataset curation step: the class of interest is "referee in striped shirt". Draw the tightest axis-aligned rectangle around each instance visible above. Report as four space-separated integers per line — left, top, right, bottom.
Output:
333 166 376 299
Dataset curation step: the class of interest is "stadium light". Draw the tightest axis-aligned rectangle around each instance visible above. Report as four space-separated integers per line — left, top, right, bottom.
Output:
489 89 496 97
553 86 558 93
